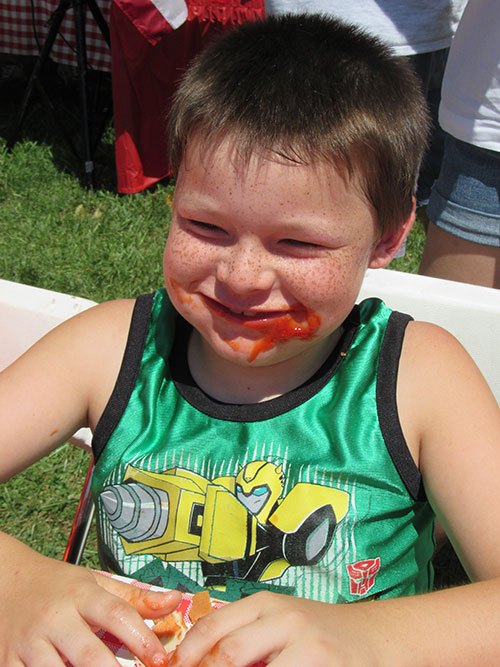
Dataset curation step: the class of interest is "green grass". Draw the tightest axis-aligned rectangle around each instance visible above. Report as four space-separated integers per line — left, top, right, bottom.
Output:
0 63 173 569
0 139 174 302
0 444 99 568
0 59 466 585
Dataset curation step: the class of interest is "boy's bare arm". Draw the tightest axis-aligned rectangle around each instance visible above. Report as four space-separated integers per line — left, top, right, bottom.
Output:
399 321 500 582
0 299 184 666
0 298 135 480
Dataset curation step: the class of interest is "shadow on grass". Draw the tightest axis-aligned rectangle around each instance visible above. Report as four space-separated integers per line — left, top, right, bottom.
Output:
0 54 116 192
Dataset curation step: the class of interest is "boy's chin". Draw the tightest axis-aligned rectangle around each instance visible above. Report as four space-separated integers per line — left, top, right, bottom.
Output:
217 338 274 366
194 330 272 366
211 334 308 369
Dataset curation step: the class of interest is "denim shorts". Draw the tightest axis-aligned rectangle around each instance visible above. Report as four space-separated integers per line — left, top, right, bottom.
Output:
427 134 500 247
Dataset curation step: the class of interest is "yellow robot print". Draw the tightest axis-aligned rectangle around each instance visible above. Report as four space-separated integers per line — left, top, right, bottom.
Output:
235 460 284 523
99 460 349 584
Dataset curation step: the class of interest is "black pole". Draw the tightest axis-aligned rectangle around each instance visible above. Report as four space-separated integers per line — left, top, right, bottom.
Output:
7 0 111 191
73 0 94 191
7 0 72 152
87 0 111 47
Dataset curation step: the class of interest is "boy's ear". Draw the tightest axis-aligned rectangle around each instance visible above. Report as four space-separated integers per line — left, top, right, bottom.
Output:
368 198 416 269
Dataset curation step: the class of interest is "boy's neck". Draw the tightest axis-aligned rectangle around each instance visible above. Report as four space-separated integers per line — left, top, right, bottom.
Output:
187 329 342 404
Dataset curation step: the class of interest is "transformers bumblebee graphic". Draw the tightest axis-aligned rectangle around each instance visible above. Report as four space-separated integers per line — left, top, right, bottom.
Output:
99 460 349 584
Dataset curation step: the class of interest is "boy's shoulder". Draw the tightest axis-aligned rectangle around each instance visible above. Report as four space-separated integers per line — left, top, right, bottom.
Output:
398 319 475 405
398 320 500 581
401 319 469 372
73 297 137 416
397 318 497 467
56 297 137 354
0 297 138 478
76 297 137 334
39 297 138 431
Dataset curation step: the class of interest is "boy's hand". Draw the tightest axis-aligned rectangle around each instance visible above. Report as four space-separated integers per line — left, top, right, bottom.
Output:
0 542 181 667
168 591 381 666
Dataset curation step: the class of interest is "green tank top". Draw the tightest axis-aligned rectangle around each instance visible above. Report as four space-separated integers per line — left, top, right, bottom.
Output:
91 289 435 603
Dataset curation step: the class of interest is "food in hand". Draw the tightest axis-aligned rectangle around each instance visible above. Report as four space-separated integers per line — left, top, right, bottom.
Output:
130 590 216 666
187 589 212 622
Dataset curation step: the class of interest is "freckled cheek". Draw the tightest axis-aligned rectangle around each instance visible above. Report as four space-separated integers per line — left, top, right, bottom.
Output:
163 238 220 321
163 234 215 285
290 258 352 307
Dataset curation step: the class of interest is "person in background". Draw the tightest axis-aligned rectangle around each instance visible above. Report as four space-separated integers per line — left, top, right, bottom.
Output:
263 0 467 209
419 0 500 289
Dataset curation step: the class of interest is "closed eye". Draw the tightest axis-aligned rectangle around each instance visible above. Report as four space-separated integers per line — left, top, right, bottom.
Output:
277 238 328 255
183 219 228 239
279 239 322 248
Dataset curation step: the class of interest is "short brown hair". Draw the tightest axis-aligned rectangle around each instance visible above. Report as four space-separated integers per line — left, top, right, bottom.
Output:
168 14 429 232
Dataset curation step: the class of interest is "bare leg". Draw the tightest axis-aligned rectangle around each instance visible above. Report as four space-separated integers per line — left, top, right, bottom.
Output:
419 221 500 289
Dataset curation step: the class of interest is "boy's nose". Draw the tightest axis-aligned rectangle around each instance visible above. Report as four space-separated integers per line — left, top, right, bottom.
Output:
216 242 275 294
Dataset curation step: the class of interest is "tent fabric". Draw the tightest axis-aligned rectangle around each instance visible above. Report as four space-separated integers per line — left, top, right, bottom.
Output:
110 0 265 193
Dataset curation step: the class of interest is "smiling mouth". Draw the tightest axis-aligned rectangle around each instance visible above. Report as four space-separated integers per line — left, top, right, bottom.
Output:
200 294 321 362
201 294 296 324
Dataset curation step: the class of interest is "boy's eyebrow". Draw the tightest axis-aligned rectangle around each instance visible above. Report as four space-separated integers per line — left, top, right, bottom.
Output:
175 193 223 213
177 199 347 236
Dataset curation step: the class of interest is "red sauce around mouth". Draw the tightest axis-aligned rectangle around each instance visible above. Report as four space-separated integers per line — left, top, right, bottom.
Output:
169 280 321 363
243 306 321 362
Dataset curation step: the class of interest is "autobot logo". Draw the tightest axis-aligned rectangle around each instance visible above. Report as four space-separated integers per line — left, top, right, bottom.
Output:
346 557 381 596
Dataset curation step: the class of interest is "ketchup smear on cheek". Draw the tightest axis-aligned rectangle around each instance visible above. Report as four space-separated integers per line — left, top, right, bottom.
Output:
168 279 321 363
242 307 321 362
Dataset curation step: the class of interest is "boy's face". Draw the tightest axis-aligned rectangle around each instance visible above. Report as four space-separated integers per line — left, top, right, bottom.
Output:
164 138 404 372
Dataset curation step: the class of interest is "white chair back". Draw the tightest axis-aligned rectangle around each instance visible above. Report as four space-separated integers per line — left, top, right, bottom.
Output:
359 269 500 405
0 279 97 449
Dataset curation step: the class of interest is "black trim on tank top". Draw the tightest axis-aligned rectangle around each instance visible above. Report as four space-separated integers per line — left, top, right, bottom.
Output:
92 293 155 463
170 307 361 422
376 311 425 501
92 292 422 503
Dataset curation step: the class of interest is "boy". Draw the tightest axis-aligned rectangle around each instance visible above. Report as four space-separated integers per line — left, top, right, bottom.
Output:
2 13 500 667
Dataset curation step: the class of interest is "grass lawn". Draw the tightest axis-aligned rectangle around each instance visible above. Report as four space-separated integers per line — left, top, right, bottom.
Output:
0 58 466 584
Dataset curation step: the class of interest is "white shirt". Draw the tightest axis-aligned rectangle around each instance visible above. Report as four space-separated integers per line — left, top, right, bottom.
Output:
439 0 500 151
264 0 467 55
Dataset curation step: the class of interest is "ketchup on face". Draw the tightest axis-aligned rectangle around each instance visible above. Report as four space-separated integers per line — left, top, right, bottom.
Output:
242 307 321 362
169 279 321 363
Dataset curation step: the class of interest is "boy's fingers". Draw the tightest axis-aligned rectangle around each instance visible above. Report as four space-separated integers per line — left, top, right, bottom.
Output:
80 597 169 667
48 621 123 667
171 596 261 666
78 575 181 666
196 613 286 667
19 621 119 667
94 572 182 618
19 638 67 667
